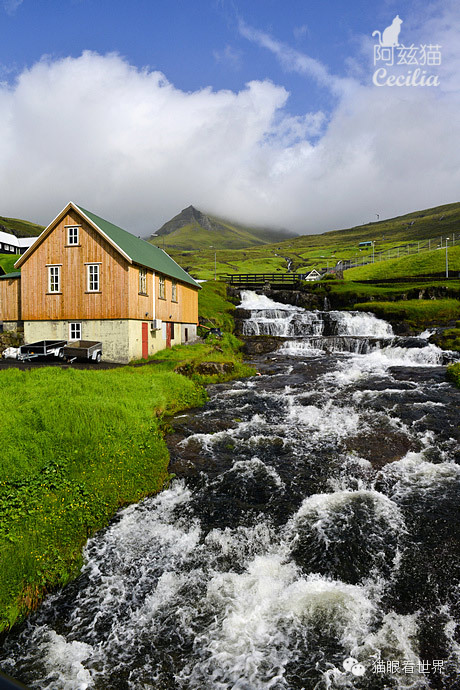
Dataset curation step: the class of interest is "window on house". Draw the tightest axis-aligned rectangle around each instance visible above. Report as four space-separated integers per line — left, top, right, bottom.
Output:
67 227 79 245
69 322 81 340
139 268 147 294
87 264 100 292
171 280 177 302
159 275 166 299
48 265 61 293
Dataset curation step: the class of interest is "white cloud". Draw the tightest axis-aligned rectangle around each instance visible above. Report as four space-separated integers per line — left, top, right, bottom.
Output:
1 2 460 237
293 24 310 41
3 0 23 15
238 20 357 99
213 45 243 70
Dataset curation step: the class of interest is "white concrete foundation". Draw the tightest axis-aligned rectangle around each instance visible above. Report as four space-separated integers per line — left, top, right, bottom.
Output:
23 319 199 363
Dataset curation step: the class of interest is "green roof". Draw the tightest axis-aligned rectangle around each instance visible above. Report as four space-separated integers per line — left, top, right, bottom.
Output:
0 271 21 279
76 205 200 289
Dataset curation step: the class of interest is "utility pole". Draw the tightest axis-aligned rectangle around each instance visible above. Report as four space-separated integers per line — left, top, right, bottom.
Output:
210 246 217 280
446 237 450 278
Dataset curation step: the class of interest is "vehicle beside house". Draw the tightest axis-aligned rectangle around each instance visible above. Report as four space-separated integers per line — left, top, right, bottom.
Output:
1 202 200 363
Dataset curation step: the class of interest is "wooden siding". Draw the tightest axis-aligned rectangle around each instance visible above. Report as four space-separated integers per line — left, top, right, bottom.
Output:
21 210 130 321
128 265 154 320
0 277 21 321
154 273 198 324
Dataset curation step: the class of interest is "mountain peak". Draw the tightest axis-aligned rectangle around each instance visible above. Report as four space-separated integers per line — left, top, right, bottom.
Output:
149 206 219 239
146 206 297 251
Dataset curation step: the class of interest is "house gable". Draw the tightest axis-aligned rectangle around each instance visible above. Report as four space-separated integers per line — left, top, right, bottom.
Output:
15 202 131 269
16 202 200 292
19 207 130 322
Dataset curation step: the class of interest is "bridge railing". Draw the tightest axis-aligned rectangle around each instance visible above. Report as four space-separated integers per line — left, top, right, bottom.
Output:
224 273 302 285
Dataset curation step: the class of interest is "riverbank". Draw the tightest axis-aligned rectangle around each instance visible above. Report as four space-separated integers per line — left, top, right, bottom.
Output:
0 283 253 633
447 363 460 387
3 296 460 689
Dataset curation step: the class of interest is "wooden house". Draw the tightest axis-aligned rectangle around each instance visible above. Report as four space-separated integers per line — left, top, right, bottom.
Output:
6 202 200 362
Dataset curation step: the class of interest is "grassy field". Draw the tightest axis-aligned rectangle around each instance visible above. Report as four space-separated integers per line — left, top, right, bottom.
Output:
353 299 460 329
197 280 236 332
344 246 460 281
0 366 209 631
0 253 20 274
0 280 254 632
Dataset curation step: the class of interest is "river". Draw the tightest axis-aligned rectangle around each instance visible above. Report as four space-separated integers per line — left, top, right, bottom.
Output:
1 290 460 689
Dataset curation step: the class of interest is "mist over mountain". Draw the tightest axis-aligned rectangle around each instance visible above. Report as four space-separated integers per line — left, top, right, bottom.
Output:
147 205 298 250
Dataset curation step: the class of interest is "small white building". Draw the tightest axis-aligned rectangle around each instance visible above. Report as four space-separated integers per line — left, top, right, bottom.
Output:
303 269 322 281
0 231 36 255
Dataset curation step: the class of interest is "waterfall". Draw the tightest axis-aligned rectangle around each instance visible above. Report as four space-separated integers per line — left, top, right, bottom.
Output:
2 290 460 689
240 290 457 363
240 290 394 341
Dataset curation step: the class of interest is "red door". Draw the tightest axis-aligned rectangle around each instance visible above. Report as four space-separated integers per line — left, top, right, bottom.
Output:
166 322 172 349
142 322 148 359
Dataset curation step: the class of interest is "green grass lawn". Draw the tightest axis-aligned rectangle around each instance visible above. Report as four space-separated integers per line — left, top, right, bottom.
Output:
0 366 208 631
0 253 20 274
197 280 236 332
353 299 460 329
344 246 460 281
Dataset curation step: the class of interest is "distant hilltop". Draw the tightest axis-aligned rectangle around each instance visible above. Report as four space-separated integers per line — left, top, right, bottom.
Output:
147 205 297 251
0 215 44 238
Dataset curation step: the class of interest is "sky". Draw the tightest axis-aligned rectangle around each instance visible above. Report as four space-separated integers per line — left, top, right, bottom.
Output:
0 0 459 236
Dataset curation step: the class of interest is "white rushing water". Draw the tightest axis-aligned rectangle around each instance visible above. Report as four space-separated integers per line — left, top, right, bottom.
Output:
2 291 460 690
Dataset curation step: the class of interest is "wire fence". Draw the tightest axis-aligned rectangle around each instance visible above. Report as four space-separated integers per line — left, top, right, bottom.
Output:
334 233 460 272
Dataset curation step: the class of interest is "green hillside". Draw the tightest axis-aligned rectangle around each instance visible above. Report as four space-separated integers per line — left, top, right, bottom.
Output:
148 205 296 250
344 246 460 281
168 201 460 280
152 221 268 250
0 216 44 238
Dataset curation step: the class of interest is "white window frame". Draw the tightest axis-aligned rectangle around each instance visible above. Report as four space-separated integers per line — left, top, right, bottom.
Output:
48 265 61 293
87 264 100 292
67 226 79 245
69 322 81 341
139 268 147 294
171 280 177 302
159 275 166 299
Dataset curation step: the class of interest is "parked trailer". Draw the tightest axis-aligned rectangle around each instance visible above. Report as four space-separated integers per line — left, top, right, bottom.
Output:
18 340 67 361
62 340 102 363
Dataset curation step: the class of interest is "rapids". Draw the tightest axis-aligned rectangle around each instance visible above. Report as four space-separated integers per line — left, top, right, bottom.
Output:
1 291 460 690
